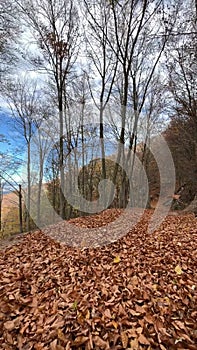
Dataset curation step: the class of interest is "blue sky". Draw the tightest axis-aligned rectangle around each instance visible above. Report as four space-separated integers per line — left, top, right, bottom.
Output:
0 109 25 189
0 110 24 152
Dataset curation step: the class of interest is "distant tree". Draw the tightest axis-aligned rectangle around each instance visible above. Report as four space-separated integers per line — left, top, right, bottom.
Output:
101 0 181 208
0 144 23 233
165 0 197 205
2 77 45 231
0 138 11 232
29 98 55 227
83 0 118 186
45 144 60 219
15 0 80 220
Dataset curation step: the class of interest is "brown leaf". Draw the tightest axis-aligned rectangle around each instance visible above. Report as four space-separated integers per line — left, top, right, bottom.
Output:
160 345 167 350
104 308 112 319
138 334 150 345
130 338 139 349
172 320 187 331
4 320 15 331
130 309 141 317
17 334 23 350
30 296 38 308
94 336 108 349
144 314 155 324
127 328 137 338
73 336 89 346
135 305 146 314
121 331 128 348
57 329 67 343
50 339 58 350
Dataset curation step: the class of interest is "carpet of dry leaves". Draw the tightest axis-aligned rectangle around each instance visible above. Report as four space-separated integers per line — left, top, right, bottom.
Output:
0 209 197 350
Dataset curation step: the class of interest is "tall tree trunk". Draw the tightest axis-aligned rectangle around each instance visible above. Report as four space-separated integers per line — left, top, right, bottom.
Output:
109 78 128 208
59 96 66 220
18 184 23 233
27 141 31 231
0 178 2 232
100 102 107 207
37 146 43 226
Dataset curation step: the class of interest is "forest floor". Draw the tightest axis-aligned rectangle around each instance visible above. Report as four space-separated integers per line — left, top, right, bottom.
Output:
0 209 196 350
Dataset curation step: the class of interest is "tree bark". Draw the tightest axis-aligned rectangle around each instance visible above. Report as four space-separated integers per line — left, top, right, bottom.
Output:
19 184 23 233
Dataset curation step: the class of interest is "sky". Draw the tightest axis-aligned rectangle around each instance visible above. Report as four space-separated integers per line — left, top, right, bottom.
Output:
0 110 24 152
0 107 26 190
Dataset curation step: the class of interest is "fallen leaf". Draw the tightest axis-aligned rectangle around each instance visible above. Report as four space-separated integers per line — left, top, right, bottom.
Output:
73 336 89 346
130 309 141 316
138 334 150 345
104 308 112 318
94 335 108 349
4 320 15 331
50 339 58 350
72 301 78 310
0 209 196 350
130 338 139 349
121 331 128 348
175 265 183 275
113 256 121 263
112 320 118 329
57 329 67 343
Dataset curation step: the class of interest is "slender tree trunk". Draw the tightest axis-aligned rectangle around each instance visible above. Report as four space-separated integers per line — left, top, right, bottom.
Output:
81 110 85 199
108 120 125 208
27 141 31 231
19 184 23 233
0 178 2 231
100 102 107 206
37 146 43 226
59 95 66 220
109 79 128 208
100 104 106 178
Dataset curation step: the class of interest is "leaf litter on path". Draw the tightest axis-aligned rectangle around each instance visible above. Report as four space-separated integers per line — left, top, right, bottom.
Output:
0 209 196 349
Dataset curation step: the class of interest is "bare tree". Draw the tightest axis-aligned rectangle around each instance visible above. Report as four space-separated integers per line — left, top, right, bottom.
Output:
165 0 197 201
100 0 180 207
29 99 55 226
2 77 44 231
0 147 23 233
0 0 20 77
83 0 118 186
15 0 80 219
